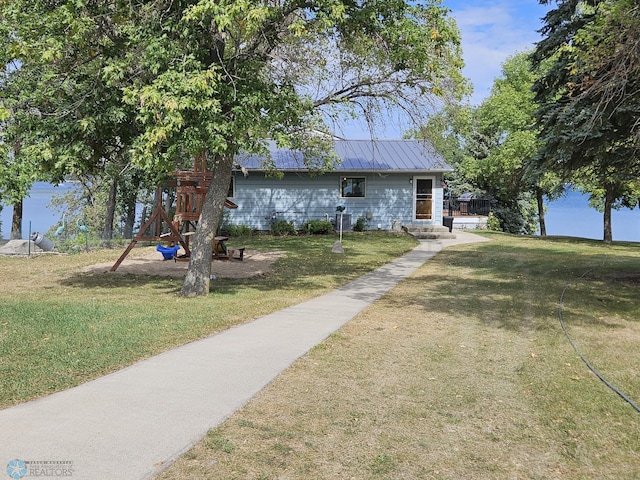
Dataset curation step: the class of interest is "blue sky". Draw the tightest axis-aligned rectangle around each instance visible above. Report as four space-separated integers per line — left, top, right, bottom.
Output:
442 0 552 105
339 0 552 138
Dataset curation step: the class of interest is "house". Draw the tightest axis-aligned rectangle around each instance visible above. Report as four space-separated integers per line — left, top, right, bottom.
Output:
228 139 453 231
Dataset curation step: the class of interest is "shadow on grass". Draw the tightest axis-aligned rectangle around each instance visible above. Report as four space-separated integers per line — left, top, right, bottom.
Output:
59 271 186 293
56 257 365 295
56 232 414 296
56 233 640 334
380 237 640 332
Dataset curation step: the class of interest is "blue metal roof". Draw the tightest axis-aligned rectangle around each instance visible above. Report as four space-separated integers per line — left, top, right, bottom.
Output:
236 140 452 172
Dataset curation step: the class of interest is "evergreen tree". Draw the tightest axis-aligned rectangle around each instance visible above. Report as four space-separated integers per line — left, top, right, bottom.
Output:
531 0 640 242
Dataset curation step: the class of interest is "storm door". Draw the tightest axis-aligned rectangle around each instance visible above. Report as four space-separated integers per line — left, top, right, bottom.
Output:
414 177 433 221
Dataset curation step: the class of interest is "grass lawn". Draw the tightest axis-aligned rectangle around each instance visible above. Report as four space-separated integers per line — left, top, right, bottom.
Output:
0 231 417 408
2 231 640 478
152 232 640 479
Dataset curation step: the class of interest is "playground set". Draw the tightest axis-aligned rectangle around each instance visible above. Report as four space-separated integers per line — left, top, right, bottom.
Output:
111 154 238 271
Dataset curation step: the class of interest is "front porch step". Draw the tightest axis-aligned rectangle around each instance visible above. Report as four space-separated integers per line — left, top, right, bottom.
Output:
402 224 456 240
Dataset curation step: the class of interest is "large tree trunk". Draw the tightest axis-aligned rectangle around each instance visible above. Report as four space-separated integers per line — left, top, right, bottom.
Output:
603 183 614 244
536 187 546 237
123 198 136 239
180 153 235 297
103 177 117 240
11 199 23 239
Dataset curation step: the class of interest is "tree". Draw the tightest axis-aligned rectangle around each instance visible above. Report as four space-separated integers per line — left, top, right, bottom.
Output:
0 0 143 240
117 167 153 239
531 0 640 242
415 104 474 194
120 1 467 296
453 52 563 234
571 0 640 142
474 53 539 234
2 0 466 296
0 65 39 239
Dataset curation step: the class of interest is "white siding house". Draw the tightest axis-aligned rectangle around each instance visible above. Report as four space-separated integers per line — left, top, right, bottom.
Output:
228 140 452 231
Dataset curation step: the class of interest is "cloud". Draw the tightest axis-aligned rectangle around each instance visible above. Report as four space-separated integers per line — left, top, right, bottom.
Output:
445 1 549 104
329 1 552 138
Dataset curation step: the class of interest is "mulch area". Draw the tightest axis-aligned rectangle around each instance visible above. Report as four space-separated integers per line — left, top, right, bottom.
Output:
81 248 285 279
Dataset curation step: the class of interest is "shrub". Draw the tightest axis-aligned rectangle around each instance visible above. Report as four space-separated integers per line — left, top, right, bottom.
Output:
221 224 253 237
219 209 253 237
270 219 296 236
52 232 100 254
353 216 368 232
300 219 333 235
486 212 500 231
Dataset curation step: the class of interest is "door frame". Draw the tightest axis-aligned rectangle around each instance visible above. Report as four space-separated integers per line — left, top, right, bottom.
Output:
412 176 435 222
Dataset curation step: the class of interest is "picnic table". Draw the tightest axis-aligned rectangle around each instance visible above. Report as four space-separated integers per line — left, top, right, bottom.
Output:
213 236 246 261
213 236 229 259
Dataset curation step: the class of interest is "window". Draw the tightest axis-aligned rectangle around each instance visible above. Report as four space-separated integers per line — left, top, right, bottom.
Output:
227 177 235 198
341 177 365 198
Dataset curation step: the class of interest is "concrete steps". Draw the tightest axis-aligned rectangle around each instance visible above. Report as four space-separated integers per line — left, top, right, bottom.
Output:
403 224 457 240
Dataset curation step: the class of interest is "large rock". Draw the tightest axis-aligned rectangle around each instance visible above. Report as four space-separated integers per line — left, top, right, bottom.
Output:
0 239 44 255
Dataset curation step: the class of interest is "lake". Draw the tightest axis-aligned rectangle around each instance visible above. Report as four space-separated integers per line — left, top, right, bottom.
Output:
0 182 74 240
543 189 640 242
1 183 639 242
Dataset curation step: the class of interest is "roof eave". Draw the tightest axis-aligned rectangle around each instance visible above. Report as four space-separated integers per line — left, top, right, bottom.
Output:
240 167 454 173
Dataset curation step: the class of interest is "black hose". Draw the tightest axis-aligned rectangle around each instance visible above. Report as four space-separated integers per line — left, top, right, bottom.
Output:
558 269 640 414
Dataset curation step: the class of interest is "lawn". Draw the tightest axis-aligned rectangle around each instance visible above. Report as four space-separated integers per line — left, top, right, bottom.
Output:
0 232 417 408
153 233 640 479
2 231 640 478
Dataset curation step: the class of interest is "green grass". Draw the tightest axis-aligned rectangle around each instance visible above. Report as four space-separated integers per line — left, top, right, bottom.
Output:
4 230 640 478
0 231 417 407
154 232 640 479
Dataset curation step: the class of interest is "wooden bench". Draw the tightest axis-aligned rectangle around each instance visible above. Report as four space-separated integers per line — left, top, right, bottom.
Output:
225 247 245 261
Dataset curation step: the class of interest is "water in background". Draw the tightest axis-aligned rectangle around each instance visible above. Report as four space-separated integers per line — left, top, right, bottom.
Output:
1 182 640 241
543 189 640 242
0 182 74 239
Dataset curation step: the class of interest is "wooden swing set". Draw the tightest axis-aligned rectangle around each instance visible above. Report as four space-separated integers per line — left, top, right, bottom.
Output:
110 153 237 271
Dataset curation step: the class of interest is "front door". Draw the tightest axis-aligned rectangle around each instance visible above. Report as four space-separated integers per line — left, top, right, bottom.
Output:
414 177 433 221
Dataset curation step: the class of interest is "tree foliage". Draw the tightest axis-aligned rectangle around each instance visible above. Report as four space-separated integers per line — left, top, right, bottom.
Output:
532 0 640 242
1 0 466 295
454 53 561 234
0 0 146 239
421 51 569 236
571 0 640 143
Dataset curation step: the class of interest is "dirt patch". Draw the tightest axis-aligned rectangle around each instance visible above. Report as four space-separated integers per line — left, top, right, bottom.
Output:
81 248 285 279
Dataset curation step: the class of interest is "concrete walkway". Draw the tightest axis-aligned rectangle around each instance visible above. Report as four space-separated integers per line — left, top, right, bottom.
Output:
0 232 489 480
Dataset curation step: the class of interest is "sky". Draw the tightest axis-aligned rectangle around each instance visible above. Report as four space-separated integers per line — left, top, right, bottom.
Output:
443 0 552 105
340 0 553 139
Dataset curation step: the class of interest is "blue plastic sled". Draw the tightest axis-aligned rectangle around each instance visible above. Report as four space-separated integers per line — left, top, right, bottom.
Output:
156 244 180 260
